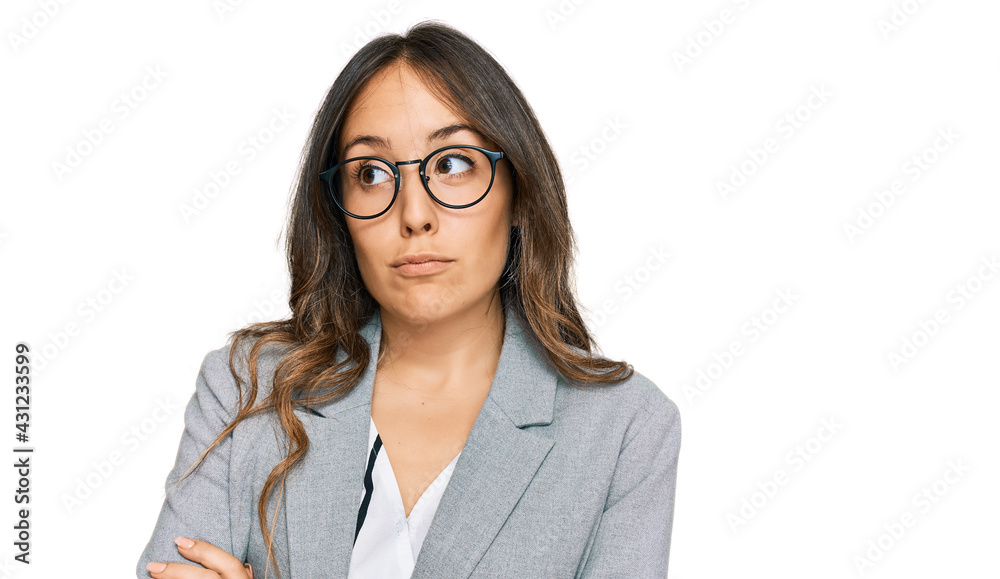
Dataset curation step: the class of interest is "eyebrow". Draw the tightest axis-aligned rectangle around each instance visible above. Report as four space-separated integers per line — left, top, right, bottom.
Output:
341 123 481 158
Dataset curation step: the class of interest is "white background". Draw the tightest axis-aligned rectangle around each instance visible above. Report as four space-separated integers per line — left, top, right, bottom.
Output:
2 0 998 577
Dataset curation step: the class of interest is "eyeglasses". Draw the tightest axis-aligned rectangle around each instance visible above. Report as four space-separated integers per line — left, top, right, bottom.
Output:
319 144 508 219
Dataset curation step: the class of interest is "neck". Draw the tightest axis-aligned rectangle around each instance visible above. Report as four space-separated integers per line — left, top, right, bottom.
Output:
376 295 506 396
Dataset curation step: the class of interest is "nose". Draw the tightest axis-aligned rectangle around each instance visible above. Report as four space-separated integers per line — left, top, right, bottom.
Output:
395 161 436 233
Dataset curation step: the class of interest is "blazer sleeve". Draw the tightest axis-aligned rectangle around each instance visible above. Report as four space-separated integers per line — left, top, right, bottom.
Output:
579 391 682 578
135 346 245 578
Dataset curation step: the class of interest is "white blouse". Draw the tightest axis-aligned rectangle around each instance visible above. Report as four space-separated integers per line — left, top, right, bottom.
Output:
348 417 462 578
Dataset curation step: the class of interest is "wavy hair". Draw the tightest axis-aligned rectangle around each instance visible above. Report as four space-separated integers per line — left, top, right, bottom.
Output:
174 19 633 579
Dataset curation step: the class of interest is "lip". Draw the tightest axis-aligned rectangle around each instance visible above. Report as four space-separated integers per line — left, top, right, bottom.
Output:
391 252 454 277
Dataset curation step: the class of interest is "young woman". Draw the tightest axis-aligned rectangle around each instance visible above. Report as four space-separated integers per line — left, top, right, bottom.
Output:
138 20 681 579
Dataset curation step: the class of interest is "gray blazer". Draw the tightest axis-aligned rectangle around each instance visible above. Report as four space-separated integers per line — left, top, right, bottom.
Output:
136 308 681 578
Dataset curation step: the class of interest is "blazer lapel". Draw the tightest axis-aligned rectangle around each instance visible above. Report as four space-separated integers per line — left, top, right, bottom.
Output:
411 310 558 577
284 314 380 578
283 306 559 578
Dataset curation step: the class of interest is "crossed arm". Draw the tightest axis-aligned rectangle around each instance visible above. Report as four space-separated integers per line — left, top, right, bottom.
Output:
579 392 682 578
136 347 256 579
138 349 683 578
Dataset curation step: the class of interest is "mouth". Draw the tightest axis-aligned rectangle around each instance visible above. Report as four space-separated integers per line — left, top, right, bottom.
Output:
393 259 453 276
391 252 452 267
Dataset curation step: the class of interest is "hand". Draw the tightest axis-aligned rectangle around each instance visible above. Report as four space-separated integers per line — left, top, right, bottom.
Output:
146 536 253 579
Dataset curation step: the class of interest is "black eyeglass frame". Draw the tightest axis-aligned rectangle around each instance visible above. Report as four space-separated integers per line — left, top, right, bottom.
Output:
319 144 508 220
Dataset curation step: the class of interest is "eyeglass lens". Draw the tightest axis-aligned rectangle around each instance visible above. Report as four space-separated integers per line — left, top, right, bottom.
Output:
332 147 493 217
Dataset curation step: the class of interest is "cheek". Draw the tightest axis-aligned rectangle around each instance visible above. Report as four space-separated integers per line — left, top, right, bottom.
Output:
466 218 511 279
346 227 381 284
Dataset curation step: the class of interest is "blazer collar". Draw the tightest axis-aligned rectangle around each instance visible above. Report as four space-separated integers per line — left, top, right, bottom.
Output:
284 306 559 578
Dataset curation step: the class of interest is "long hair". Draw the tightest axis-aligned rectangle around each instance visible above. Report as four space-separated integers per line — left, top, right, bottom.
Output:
175 19 633 578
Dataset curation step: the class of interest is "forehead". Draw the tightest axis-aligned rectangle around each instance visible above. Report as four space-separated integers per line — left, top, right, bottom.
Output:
338 64 477 154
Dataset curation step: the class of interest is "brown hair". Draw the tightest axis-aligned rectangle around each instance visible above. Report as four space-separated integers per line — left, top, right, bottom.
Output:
175 19 633 578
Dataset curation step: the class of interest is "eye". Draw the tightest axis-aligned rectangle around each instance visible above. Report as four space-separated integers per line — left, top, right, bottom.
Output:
353 163 392 186
435 154 474 176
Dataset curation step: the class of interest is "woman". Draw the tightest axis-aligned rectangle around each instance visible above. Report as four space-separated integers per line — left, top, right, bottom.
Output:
138 20 680 579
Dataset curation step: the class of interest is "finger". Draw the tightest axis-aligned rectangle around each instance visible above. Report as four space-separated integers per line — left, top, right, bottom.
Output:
146 561 220 579
172 536 249 579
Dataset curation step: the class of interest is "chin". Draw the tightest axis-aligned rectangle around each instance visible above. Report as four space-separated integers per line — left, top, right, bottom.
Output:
386 289 461 323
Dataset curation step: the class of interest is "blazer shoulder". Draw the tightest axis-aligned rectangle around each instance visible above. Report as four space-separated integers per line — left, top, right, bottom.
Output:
556 353 680 438
195 337 291 420
558 347 676 407
605 368 679 437
617 368 681 446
